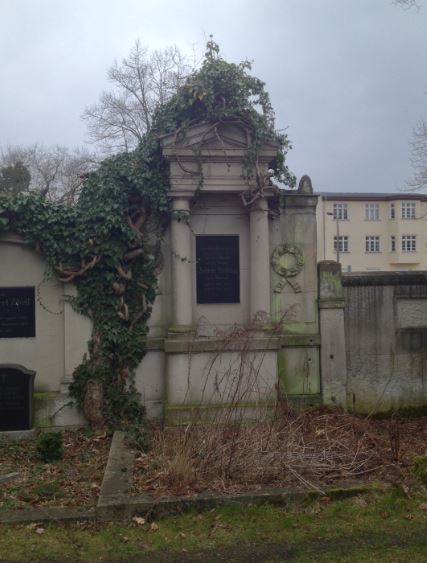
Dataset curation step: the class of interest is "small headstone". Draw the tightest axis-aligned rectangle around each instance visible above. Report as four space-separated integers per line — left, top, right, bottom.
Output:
0 365 36 431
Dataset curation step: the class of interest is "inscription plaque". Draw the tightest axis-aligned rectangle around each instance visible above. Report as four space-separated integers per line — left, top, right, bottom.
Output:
0 287 35 338
0 365 36 431
196 235 240 304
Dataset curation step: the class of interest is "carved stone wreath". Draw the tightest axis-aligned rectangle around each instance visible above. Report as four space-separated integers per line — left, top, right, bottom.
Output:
271 244 304 293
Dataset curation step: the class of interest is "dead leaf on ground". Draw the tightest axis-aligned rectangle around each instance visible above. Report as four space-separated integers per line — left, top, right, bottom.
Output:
132 516 146 525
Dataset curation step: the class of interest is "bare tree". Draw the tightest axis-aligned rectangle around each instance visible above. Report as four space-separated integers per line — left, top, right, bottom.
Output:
82 40 190 155
393 0 420 8
0 145 98 203
406 120 427 191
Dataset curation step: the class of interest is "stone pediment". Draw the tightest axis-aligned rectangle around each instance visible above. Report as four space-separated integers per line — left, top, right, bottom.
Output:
160 121 278 153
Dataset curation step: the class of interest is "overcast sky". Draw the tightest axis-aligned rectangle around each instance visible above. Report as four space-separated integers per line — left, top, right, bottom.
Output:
1 0 427 193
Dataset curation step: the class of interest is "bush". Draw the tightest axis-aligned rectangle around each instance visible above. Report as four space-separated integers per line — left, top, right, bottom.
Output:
36 432 63 463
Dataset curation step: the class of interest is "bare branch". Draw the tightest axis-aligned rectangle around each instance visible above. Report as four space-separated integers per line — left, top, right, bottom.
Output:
406 119 427 191
0 144 98 202
393 0 421 9
82 40 191 155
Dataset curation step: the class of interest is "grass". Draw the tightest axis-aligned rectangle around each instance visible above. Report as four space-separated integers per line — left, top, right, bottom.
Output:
0 489 426 561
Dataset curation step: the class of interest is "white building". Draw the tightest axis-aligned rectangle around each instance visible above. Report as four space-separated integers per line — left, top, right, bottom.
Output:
316 192 427 272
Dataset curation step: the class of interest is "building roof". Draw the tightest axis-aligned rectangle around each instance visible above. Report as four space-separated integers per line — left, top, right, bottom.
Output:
316 191 427 201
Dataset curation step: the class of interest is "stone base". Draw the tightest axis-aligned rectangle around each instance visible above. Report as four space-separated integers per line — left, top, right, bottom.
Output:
0 428 37 441
165 402 277 425
34 391 86 429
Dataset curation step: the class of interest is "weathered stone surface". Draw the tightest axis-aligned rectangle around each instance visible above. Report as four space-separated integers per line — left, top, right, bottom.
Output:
0 472 19 484
98 431 135 500
344 277 427 413
318 261 347 408
397 298 427 328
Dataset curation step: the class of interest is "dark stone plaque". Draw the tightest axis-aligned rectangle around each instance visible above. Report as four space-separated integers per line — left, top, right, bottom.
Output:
0 365 36 431
196 235 240 304
0 287 35 338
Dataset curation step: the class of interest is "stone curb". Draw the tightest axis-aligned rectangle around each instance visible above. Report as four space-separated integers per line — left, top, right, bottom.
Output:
0 507 94 524
98 483 387 521
96 430 135 521
0 473 19 485
0 430 389 525
0 483 388 525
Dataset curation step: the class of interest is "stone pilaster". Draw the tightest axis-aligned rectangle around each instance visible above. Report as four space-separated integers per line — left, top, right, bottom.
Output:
249 197 271 324
170 197 193 333
318 260 347 408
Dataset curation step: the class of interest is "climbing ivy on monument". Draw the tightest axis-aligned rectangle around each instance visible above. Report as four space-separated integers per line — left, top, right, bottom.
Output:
0 39 295 443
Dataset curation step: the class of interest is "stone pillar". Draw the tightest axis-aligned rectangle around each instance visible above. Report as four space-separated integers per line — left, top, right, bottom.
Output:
271 189 318 333
249 197 270 324
170 197 193 332
318 260 347 408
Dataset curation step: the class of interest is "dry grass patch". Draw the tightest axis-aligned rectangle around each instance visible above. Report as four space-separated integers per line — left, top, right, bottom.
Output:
133 408 427 498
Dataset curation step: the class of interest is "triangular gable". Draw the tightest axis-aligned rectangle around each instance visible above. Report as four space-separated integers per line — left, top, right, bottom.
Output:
161 122 251 150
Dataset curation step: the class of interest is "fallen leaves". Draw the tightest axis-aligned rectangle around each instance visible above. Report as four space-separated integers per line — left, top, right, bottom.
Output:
0 431 111 510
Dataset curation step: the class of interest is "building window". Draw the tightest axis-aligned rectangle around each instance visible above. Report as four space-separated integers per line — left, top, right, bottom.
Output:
333 235 349 253
365 203 379 221
401 202 416 219
332 203 348 220
390 203 395 220
401 235 416 252
365 236 380 252
390 236 396 252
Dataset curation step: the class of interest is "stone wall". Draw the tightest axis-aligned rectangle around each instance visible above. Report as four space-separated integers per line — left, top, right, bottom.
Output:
0 233 89 427
319 266 427 414
343 272 427 414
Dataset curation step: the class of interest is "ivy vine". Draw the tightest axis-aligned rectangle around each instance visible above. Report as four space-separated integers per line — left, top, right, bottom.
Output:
0 40 294 444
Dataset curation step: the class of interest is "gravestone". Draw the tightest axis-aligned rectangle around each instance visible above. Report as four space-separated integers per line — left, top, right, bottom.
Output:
196 235 240 304
0 365 36 431
0 287 35 338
